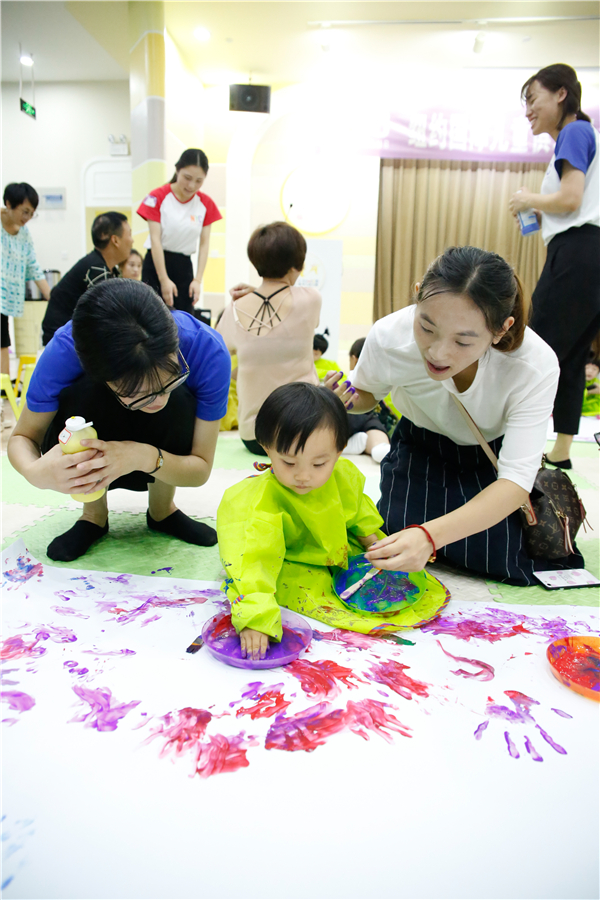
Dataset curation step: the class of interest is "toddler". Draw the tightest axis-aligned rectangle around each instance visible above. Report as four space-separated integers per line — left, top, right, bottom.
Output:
217 383 402 660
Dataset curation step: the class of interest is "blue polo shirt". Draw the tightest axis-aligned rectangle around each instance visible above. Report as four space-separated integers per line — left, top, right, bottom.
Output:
27 311 231 421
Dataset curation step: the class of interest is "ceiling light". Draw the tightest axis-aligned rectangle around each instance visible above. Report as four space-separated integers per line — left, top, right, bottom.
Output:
194 27 211 42
473 32 486 53
20 53 34 66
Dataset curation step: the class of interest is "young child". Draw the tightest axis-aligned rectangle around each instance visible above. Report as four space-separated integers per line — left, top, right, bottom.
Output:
217 383 412 660
582 358 600 416
313 330 340 382
120 248 143 280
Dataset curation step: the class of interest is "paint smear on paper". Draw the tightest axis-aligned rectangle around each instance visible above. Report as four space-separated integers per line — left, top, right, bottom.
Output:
421 607 597 644
95 593 212 625
2 555 43 585
287 658 365 700
235 683 291 720
35 625 77 644
366 659 429 700
1 691 35 712
437 641 495 681
475 691 567 759
474 720 489 740
265 698 410 752
0 635 47 661
50 606 90 619
145 707 257 778
81 647 136 657
551 708 573 719
70 685 140 732
312 629 386 652
524 736 543 761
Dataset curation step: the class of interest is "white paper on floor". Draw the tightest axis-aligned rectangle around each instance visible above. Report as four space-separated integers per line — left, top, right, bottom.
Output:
2 538 599 900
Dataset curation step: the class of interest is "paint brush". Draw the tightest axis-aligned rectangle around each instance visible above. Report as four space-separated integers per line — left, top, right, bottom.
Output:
339 567 381 601
186 634 204 654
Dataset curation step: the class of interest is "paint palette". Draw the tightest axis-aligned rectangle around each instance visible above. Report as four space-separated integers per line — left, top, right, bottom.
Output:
333 554 428 614
547 636 600 701
201 609 313 670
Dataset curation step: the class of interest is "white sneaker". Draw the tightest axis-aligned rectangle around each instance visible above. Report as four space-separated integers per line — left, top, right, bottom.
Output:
371 442 390 464
343 432 368 455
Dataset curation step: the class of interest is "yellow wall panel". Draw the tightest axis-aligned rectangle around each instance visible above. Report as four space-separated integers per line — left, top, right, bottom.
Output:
203 258 225 293
340 292 374 326
130 33 166 108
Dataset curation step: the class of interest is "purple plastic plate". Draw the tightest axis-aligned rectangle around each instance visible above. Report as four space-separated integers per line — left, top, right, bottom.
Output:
201 608 313 669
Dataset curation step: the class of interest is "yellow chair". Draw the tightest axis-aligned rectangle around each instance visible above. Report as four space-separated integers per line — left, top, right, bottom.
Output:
16 354 37 390
1 374 20 420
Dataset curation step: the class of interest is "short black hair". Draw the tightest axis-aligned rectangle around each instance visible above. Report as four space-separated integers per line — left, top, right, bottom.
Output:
313 332 329 354
247 222 306 279
72 280 180 397
255 383 348 454
3 182 39 210
349 337 366 359
128 248 143 260
92 212 128 250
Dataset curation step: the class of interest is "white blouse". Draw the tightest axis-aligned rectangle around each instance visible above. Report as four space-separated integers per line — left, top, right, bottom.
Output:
350 305 559 492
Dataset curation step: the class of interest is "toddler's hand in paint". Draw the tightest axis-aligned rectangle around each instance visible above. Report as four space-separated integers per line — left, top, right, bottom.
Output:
240 628 270 661
357 532 379 550
366 529 431 573
323 371 356 410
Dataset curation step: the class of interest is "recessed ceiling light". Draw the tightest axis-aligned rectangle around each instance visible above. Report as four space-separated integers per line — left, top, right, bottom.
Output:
20 54 34 66
194 27 211 42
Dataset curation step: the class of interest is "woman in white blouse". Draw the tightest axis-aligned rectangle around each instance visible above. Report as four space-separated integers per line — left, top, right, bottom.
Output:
327 246 580 586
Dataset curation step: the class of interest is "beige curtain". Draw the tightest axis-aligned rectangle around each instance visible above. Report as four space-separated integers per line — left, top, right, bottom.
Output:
374 158 548 320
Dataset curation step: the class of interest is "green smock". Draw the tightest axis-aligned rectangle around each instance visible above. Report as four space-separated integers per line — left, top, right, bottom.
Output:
582 378 600 416
217 458 449 639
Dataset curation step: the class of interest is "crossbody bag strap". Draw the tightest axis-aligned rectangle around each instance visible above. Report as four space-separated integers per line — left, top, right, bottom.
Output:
450 394 537 526
450 394 499 470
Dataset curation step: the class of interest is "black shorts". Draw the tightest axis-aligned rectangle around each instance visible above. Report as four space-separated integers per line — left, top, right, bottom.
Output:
41 374 197 491
1 314 10 349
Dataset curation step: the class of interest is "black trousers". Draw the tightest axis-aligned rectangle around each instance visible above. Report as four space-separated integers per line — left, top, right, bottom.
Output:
379 418 584 586
142 250 195 315
1 314 10 349
42 375 196 491
530 224 600 435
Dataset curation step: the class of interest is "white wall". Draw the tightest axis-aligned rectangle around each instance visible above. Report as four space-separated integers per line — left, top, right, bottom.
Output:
1 80 130 275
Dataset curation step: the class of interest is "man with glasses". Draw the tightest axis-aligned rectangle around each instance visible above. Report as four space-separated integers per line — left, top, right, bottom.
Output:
8 280 231 562
41 212 134 345
1 182 51 377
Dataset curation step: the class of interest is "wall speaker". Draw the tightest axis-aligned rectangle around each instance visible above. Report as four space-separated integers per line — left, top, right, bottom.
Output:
229 84 271 113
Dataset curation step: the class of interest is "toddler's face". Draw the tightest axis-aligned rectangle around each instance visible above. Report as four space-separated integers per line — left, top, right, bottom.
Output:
266 427 342 494
585 363 599 381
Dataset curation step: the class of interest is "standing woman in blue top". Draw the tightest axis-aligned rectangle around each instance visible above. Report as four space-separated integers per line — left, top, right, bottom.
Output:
510 64 600 469
1 183 51 376
7 280 230 563
137 149 222 314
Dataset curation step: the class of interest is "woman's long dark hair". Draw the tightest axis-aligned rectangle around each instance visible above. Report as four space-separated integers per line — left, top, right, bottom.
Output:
169 148 209 184
72 280 180 396
521 64 591 130
417 246 528 353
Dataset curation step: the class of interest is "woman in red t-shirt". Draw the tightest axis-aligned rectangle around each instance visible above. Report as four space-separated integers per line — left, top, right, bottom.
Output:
137 148 222 314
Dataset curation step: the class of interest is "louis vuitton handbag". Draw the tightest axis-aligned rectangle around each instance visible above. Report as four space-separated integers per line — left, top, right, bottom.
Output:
452 396 588 560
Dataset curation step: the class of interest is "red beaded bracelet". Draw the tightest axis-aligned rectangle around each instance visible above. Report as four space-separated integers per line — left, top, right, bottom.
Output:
402 524 437 564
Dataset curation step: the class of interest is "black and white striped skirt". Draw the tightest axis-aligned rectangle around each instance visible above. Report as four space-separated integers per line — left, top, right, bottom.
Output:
378 418 584 586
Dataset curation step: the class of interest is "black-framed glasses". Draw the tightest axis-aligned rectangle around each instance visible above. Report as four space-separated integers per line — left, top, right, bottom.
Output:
110 350 190 411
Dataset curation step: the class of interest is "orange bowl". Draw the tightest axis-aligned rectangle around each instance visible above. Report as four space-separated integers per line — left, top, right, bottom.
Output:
547 635 600 702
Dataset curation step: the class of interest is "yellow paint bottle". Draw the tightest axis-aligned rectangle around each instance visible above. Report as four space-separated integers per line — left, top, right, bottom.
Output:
58 416 105 503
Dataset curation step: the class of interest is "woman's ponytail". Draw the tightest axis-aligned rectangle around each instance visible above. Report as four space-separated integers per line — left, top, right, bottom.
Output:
494 273 529 353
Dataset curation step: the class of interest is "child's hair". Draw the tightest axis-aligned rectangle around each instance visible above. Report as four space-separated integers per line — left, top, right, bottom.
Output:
349 337 366 359
417 246 528 353
313 329 329 354
128 248 143 261
72 279 180 397
255 383 349 454
170 148 209 183
247 222 306 278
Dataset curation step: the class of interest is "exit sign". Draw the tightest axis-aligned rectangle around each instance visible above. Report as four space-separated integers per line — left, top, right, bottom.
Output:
20 98 36 119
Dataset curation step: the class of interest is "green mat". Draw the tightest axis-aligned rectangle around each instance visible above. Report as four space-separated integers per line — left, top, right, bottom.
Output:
213 437 263 471
486 539 600 608
1 508 223 582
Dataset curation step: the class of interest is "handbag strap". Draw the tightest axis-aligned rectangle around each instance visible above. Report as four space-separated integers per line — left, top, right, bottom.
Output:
451 394 538 526
451 394 499 470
